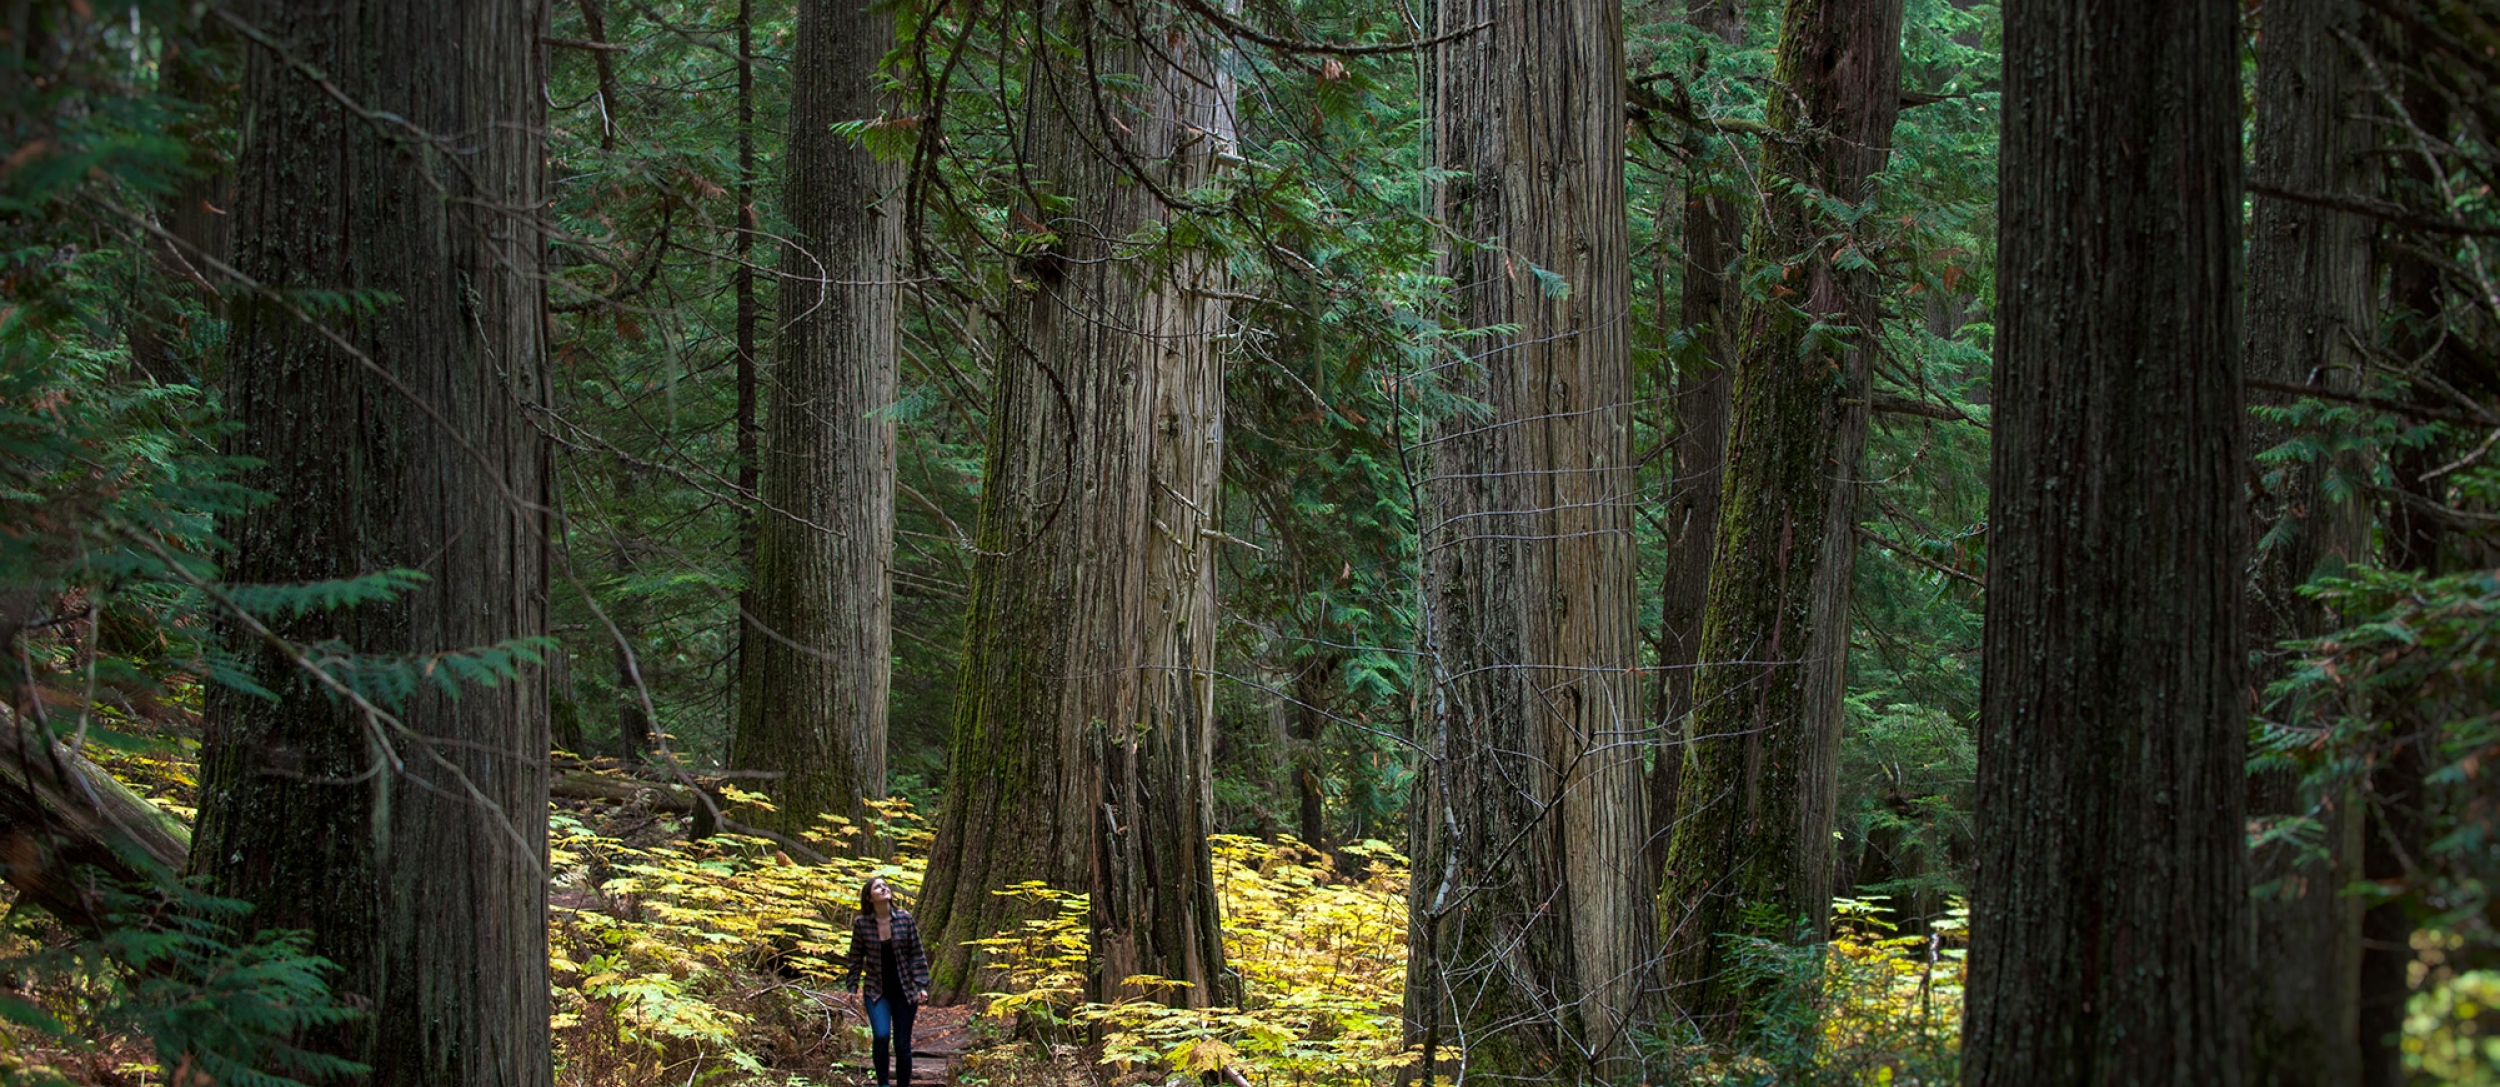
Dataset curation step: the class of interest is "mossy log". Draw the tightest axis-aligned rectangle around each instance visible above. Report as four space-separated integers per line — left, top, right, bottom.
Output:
0 709 192 933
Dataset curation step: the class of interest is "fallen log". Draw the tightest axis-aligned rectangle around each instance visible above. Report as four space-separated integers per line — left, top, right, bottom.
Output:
551 768 700 812
550 769 829 864
0 718 833 931
0 708 192 933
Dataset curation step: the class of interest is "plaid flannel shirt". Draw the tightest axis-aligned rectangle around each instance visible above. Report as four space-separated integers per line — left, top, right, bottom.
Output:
845 907 933 1005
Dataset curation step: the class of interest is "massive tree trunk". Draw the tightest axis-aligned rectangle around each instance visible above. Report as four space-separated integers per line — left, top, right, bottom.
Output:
194 2 551 1082
919 2 1231 1006
1404 0 1650 1072
730 0 900 835
1961 1 2249 1083
1657 0 1901 1022
1651 0 1743 882
2243 0 2374 1080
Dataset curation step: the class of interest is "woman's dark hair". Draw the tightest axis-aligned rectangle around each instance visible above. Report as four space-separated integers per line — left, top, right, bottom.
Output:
858 877 886 917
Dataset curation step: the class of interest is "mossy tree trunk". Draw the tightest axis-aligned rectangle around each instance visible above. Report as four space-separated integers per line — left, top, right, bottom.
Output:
1960 0 2250 1082
1657 0 1902 1022
730 0 901 836
920 1 1231 1006
2244 0 2374 1079
1403 0 1651 1073
193 1 551 1082
1651 0 1744 881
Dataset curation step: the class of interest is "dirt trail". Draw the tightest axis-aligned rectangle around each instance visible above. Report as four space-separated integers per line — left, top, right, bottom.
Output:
825 1002 976 1084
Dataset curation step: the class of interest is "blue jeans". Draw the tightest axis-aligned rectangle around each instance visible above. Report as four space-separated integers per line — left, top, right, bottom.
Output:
866 994 917 1085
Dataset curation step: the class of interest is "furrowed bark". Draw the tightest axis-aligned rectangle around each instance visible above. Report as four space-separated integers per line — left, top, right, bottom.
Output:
1658 0 1902 1025
920 0 1231 1006
1406 0 1651 1071
1962 0 2250 1083
195 1 552 1082
731 0 901 835
2243 0 2374 1080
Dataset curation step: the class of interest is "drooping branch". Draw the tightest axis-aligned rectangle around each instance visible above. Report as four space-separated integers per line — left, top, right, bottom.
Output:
2249 182 2500 238
1170 0 1489 58
1872 391 1982 425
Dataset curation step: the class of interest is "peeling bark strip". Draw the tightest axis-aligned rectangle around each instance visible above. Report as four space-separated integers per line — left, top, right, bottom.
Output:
194 1 552 1082
920 0 1231 1006
1405 0 1651 1072
2243 0 2374 1080
1963 0 2250 1084
1658 0 1903 1025
731 0 902 836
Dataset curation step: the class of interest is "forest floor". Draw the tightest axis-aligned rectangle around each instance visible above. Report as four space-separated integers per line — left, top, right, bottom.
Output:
5 747 1975 1087
13 745 2492 1086
0 747 1415 1087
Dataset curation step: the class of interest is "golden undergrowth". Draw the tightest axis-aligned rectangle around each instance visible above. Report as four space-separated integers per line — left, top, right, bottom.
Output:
2 750 2003 1087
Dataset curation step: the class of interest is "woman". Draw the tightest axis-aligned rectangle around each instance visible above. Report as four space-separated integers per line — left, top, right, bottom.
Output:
844 876 932 1087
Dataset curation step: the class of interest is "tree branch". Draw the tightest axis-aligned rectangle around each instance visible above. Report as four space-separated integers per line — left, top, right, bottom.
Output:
1625 78 1781 138
1854 526 1985 589
1872 392 1981 426
2249 183 2500 238
1170 0 1489 57
2246 377 2495 427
